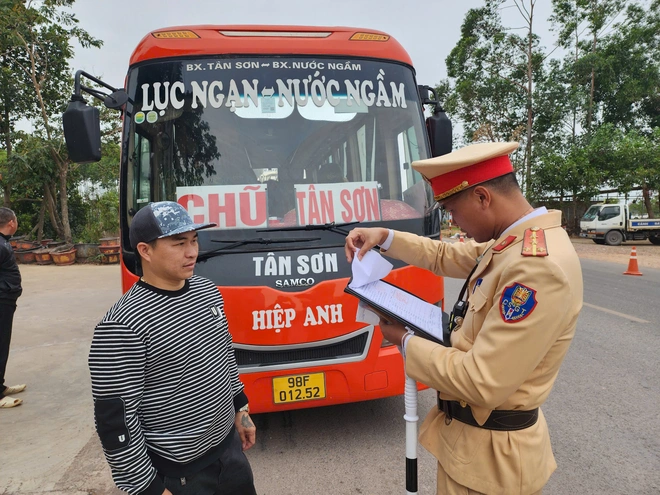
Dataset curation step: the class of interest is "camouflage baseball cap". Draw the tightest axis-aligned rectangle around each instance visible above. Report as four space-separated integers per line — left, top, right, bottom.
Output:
129 201 216 249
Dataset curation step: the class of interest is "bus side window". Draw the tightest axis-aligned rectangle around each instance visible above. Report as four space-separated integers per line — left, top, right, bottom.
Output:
398 126 422 192
397 126 425 214
345 133 360 182
132 133 152 207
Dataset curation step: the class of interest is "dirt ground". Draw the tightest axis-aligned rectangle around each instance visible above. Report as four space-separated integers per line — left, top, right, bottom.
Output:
569 236 660 270
444 230 660 270
2 237 656 494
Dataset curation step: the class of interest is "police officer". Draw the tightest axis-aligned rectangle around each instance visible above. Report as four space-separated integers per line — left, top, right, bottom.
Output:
345 142 583 494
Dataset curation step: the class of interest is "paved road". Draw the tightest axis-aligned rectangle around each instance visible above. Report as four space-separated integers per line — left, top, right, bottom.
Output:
543 259 660 494
0 259 658 494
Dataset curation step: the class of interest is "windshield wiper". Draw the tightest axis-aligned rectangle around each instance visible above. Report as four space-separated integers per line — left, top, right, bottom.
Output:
197 236 321 262
258 221 358 236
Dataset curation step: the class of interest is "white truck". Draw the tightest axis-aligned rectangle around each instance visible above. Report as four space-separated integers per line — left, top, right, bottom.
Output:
580 203 660 246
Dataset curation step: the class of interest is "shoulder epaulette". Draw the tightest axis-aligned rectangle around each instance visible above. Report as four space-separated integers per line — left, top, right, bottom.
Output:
492 235 517 252
521 227 548 257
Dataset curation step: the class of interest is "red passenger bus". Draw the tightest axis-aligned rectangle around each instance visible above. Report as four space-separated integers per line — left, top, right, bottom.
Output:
64 25 452 413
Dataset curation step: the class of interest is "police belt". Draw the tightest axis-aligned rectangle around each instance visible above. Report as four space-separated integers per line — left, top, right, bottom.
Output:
438 396 538 431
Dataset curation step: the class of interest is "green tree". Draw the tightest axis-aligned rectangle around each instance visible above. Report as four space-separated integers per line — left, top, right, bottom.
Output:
443 0 546 194
531 139 601 230
613 128 660 217
0 0 102 242
441 0 659 217
0 1 35 207
582 125 660 218
550 0 626 130
595 1 660 129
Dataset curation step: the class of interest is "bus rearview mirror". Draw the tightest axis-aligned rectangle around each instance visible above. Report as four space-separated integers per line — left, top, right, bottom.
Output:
63 98 102 163
427 111 452 157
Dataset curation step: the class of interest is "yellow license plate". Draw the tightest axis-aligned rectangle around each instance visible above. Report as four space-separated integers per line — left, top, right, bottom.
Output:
272 373 326 404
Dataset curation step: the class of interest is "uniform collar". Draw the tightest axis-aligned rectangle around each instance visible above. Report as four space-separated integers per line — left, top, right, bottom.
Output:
470 210 561 281
499 209 561 247
501 207 548 237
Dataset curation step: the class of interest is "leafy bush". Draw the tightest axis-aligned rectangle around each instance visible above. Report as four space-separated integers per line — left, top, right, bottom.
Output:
74 189 119 243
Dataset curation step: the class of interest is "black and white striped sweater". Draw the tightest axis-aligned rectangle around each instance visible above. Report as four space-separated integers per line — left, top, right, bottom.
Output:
89 275 248 495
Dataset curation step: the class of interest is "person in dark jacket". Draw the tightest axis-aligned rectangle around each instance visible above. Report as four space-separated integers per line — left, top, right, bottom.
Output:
0 207 26 409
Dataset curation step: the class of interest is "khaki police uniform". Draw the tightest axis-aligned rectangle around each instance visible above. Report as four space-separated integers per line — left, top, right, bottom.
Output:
384 210 583 494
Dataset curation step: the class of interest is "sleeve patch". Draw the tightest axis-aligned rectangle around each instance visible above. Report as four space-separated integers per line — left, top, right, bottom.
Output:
94 397 130 452
500 283 537 323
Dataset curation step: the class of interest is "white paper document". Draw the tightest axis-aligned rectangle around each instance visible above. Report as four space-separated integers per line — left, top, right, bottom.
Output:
346 249 443 342
349 280 444 341
348 249 394 288
349 250 394 325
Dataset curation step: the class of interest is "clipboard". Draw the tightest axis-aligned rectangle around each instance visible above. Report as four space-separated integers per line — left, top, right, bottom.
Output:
344 279 445 345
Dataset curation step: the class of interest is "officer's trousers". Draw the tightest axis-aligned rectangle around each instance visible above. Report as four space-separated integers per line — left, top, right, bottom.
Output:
436 462 543 495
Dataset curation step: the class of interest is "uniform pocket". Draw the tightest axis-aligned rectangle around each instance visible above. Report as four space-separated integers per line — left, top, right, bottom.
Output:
441 419 490 464
464 288 489 342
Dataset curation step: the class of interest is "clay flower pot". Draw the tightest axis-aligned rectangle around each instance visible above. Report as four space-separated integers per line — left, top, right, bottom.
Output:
9 235 26 250
100 252 120 264
16 240 39 251
99 237 120 247
74 243 100 260
15 248 39 264
51 244 77 266
51 249 77 266
99 244 120 255
34 248 53 265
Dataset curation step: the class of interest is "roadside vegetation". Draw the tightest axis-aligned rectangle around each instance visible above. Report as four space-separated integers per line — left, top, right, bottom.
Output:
0 0 658 243
437 0 660 230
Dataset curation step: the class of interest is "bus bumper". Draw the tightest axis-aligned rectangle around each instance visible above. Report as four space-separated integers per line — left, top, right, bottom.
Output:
239 345 422 413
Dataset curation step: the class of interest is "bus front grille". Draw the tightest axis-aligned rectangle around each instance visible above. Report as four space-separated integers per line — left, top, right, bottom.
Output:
234 329 372 372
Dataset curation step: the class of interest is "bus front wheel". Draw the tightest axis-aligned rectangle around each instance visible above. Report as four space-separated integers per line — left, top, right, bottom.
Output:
605 230 624 246
650 234 660 246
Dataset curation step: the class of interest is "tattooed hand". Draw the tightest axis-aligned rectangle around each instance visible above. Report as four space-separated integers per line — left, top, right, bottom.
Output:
235 411 256 450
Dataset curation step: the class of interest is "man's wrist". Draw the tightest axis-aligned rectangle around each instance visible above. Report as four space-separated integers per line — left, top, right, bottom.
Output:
141 473 166 495
379 229 395 250
401 327 415 358
381 228 390 244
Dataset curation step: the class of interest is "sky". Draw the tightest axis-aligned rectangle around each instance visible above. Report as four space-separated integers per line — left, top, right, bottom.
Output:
68 0 557 91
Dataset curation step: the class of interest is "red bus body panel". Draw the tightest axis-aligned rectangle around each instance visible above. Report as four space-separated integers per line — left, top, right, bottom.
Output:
120 259 442 413
121 25 441 413
129 25 413 67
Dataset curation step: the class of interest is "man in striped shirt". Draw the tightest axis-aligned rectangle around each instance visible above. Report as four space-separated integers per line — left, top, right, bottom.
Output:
89 201 257 495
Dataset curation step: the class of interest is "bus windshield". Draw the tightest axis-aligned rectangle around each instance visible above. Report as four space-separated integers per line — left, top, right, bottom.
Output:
124 56 433 232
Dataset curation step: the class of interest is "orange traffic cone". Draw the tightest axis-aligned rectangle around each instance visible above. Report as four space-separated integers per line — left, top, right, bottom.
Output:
623 246 643 276
459 233 465 243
